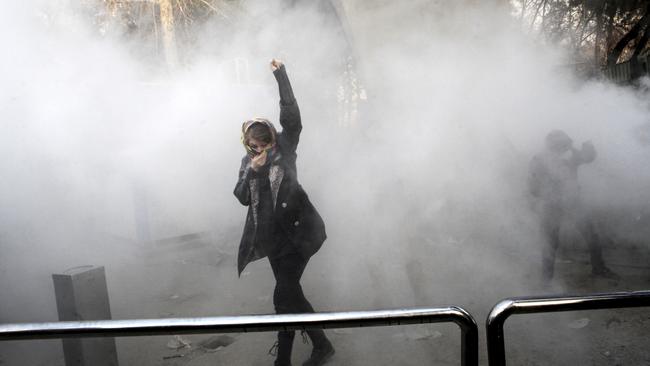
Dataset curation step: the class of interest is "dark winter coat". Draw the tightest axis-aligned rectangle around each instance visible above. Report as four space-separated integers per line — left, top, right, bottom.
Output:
528 143 596 210
233 65 327 276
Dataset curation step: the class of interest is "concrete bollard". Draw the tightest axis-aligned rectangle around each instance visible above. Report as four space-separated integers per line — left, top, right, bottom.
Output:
52 265 118 366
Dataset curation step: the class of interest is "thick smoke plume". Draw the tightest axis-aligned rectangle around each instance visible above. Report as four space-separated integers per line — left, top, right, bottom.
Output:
1 0 649 364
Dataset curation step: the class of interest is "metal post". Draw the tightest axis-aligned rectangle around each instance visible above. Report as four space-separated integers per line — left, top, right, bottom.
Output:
486 290 650 366
52 266 118 366
454 307 479 366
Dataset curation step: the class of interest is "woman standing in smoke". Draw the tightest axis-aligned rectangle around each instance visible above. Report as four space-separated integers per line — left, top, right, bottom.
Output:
234 59 334 366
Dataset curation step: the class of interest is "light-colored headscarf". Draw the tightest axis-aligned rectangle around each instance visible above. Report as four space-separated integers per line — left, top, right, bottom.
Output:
241 118 278 156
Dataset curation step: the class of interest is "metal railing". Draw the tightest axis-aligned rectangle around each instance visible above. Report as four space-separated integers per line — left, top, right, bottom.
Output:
486 290 650 366
0 306 479 366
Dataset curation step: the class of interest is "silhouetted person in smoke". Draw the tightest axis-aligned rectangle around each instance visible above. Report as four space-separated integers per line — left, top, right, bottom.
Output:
234 59 334 366
528 130 619 282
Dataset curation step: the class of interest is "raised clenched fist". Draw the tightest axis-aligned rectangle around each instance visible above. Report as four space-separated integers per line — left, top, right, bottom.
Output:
270 58 283 71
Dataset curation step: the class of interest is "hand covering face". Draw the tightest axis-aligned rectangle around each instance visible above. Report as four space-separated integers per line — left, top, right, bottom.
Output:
241 118 278 157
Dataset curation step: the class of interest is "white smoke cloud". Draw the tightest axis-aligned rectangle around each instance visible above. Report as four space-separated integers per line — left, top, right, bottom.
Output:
1 0 649 364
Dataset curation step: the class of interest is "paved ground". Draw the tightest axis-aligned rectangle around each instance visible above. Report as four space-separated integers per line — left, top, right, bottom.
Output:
1 228 649 366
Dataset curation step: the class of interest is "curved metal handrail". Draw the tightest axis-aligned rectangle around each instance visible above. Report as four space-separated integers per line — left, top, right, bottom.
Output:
1 306 478 366
486 290 650 366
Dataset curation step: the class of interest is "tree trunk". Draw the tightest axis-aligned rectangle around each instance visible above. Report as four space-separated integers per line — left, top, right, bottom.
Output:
541 0 548 33
607 8 650 66
632 29 650 58
630 27 650 78
605 5 616 56
594 5 604 67
158 0 178 68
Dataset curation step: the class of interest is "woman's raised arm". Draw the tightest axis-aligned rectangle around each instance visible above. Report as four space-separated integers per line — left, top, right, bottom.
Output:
271 59 301 153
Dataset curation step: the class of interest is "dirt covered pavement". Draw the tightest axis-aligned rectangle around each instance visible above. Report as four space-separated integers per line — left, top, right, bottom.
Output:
502 243 650 366
1 229 649 366
112 240 650 366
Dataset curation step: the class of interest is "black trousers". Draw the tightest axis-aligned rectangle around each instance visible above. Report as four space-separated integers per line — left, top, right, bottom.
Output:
541 207 606 280
269 252 329 363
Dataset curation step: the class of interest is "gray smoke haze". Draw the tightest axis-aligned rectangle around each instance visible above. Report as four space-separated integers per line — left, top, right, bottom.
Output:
1 0 650 364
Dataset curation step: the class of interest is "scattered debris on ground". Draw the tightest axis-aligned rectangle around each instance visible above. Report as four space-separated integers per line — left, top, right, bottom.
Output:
166 335 191 350
567 318 590 329
198 335 237 352
161 334 238 363
162 354 184 360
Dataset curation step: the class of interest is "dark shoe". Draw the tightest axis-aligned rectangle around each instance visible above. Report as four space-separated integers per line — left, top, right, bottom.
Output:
269 341 292 366
302 340 335 366
592 266 620 280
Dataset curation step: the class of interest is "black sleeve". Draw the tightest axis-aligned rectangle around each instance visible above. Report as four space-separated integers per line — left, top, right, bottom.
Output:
233 156 252 206
273 65 302 153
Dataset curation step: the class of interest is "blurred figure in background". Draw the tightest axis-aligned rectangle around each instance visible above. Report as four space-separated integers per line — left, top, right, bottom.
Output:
528 130 619 282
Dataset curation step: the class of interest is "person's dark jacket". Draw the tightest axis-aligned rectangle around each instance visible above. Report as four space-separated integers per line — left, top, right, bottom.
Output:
234 65 327 276
528 142 596 208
